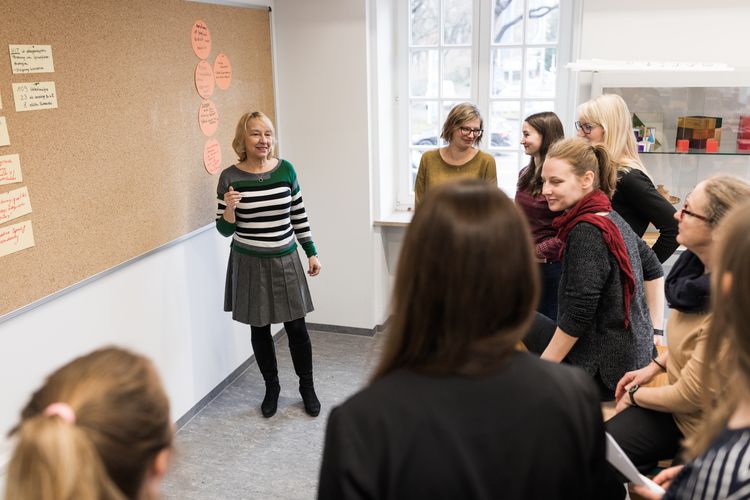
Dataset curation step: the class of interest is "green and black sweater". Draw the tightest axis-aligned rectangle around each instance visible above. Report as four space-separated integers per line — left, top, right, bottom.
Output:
215 159 317 258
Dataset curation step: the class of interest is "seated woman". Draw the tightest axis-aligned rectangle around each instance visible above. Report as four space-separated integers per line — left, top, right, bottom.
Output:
4 347 173 500
414 102 497 208
532 138 664 401
607 176 750 472
317 180 614 499
631 200 750 499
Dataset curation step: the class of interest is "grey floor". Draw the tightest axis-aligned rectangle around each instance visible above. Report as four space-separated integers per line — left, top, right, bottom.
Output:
162 330 384 500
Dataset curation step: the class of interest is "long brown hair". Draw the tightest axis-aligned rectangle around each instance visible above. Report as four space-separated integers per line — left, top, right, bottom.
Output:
686 200 750 459
372 179 538 381
5 347 172 500
545 138 618 199
517 111 565 196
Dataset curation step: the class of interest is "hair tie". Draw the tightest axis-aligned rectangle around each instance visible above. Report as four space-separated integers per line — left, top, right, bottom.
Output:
43 402 76 424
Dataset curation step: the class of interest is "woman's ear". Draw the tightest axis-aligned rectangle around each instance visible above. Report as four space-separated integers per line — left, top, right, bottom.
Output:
581 170 595 190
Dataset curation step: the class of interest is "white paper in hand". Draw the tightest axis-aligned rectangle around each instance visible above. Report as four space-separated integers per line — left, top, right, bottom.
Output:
606 432 666 495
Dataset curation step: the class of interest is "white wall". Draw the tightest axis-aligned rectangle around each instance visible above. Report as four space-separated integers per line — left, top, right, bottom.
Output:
580 0 750 69
273 0 388 330
0 228 256 475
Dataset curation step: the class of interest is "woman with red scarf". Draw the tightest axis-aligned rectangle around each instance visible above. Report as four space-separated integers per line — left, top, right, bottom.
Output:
535 138 664 401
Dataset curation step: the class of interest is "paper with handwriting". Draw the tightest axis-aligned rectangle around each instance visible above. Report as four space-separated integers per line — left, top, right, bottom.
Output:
0 186 32 225
0 154 22 186
0 117 9 146
0 220 35 258
13 82 58 112
9 45 55 74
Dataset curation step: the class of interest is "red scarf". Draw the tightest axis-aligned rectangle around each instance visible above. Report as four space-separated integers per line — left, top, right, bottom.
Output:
553 191 636 329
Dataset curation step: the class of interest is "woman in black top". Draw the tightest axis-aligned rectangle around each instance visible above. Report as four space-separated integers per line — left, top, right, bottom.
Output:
576 94 678 264
632 201 750 499
317 180 615 500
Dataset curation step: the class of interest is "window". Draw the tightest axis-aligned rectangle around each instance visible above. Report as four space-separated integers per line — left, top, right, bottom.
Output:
400 0 577 206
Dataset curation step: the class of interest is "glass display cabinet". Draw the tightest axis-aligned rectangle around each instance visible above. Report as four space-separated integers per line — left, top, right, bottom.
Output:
589 70 750 214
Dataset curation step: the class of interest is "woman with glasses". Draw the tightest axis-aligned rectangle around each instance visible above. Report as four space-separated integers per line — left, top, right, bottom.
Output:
414 102 497 207
515 111 565 320
318 180 615 499
576 94 679 264
216 111 322 419
631 200 750 499
607 175 750 476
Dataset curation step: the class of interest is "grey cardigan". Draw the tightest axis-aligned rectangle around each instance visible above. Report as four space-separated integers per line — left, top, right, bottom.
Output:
558 211 664 390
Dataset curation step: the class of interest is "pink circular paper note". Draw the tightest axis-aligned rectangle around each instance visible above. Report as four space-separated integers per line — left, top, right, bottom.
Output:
191 20 212 59
204 138 222 174
214 53 232 90
198 99 219 137
195 60 215 98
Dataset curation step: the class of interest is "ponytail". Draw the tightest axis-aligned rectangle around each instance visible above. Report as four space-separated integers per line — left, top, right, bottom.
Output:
5 415 125 500
592 144 617 198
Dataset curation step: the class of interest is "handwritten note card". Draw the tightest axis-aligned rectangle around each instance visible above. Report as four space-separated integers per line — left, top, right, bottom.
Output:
0 220 35 258
0 154 22 186
9 45 55 74
0 186 32 225
0 117 9 146
12 82 57 112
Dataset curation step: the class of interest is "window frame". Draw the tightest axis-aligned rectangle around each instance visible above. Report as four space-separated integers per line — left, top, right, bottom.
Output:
396 0 581 209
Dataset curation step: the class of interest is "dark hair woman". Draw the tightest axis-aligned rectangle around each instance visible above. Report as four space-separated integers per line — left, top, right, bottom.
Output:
317 179 614 499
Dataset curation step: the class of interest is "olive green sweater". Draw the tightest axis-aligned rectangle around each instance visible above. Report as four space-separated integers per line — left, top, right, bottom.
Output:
414 149 497 207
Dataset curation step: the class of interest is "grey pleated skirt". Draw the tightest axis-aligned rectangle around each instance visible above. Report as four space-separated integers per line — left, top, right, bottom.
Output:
224 249 314 327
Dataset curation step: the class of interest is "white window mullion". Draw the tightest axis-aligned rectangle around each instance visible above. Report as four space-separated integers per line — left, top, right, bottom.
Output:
475 0 491 117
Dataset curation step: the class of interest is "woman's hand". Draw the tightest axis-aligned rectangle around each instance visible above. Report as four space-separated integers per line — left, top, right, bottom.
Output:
615 363 661 401
223 186 242 211
308 256 321 276
629 465 684 499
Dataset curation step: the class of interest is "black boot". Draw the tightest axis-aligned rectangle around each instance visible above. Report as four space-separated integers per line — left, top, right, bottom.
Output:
251 325 280 417
289 340 320 417
261 382 280 418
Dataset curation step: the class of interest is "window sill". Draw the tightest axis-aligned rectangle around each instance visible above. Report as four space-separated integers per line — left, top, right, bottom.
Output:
373 211 413 228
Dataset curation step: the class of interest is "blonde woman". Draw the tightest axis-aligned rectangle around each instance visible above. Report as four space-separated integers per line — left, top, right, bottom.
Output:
577 94 678 263
414 102 497 207
217 111 322 418
608 176 750 474
4 347 173 500
631 200 750 499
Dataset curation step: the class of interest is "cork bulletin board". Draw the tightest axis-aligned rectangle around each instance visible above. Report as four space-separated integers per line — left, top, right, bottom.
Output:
0 0 275 317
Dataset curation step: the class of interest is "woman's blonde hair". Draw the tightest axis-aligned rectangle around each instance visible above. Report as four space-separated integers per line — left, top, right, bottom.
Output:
545 138 618 199
5 347 172 500
686 200 750 459
440 102 484 146
232 111 276 161
577 94 646 174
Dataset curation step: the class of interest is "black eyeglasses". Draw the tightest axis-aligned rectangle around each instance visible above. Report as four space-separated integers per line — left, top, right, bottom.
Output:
459 126 483 137
574 121 598 135
680 204 711 223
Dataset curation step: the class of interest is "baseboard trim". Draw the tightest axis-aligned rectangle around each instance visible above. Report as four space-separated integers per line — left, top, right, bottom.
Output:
306 318 390 337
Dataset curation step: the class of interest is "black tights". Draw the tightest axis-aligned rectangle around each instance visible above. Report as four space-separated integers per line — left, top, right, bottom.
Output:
250 317 314 387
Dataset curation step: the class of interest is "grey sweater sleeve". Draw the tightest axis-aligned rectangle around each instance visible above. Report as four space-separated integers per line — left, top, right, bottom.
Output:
558 223 611 338
637 236 665 281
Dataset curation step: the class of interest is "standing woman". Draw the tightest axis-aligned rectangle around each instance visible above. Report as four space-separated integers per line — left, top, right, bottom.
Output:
414 102 497 207
515 111 565 320
537 139 664 400
216 111 322 418
577 94 679 264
